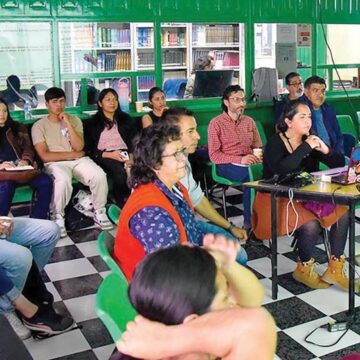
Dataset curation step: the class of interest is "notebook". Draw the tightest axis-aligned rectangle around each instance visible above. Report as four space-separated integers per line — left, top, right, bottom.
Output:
331 146 360 185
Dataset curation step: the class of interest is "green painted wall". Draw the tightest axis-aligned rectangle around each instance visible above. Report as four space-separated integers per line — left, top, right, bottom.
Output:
2 0 360 138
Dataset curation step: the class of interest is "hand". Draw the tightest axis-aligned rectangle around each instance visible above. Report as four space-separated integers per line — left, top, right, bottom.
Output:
58 112 71 125
203 234 240 269
230 226 248 241
72 151 85 159
313 136 329 154
17 160 30 167
116 315 167 359
0 161 16 170
104 151 127 162
305 135 321 149
0 220 14 237
240 154 259 165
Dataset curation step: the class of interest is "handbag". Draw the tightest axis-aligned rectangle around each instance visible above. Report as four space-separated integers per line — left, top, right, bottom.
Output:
0 162 41 184
302 200 336 218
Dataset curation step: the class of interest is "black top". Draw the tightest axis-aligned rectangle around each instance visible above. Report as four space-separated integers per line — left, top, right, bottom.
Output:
0 125 17 162
149 111 161 124
84 111 137 161
263 133 345 179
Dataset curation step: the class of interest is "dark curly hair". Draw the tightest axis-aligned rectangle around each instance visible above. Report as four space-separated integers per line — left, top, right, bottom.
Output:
129 122 181 188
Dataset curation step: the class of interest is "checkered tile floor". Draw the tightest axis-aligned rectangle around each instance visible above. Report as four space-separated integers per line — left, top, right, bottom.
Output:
10 188 360 359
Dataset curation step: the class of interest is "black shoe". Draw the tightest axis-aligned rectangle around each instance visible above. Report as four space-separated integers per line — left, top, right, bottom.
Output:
22 305 74 335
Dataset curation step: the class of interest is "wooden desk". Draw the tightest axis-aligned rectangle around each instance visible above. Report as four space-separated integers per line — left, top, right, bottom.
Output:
244 180 360 317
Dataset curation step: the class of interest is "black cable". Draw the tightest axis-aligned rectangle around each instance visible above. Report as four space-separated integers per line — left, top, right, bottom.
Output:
316 0 357 114
305 323 350 347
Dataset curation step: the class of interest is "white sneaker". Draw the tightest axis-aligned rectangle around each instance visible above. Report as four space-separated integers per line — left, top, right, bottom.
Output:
54 214 67 238
4 312 31 340
94 208 113 230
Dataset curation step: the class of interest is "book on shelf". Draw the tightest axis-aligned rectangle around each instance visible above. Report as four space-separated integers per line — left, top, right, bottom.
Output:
137 27 153 47
192 24 239 45
137 75 155 90
161 29 186 46
96 51 131 71
98 26 131 48
162 49 186 66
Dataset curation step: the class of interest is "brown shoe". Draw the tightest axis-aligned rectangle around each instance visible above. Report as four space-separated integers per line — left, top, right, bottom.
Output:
322 255 360 291
292 258 330 289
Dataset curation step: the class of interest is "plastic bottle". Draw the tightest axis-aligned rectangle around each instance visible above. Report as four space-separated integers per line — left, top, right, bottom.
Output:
118 78 130 113
23 101 31 120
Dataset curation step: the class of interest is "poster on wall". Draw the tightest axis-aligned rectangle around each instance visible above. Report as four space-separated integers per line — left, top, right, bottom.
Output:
297 24 311 46
275 42 297 79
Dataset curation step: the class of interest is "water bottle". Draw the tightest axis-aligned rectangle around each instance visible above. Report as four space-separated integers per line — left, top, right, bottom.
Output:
24 101 31 120
118 78 130 113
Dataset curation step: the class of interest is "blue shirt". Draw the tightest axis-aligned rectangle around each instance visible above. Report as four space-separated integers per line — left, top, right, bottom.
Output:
313 109 331 146
129 180 203 254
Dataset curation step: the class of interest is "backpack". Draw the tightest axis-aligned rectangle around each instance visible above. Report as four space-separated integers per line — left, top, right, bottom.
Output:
251 67 278 102
64 189 95 232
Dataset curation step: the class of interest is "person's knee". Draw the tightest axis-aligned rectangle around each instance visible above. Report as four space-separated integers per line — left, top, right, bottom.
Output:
301 220 321 236
41 219 61 245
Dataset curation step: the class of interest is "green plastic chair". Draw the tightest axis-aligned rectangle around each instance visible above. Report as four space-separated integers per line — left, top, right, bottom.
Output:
337 114 358 140
97 230 127 281
211 162 243 219
96 272 137 342
248 163 263 212
108 203 121 224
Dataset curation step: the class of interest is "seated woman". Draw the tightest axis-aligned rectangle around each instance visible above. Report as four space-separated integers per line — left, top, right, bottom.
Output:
84 88 136 208
115 235 276 360
0 98 52 219
141 87 168 128
183 55 214 99
114 123 247 281
252 99 351 290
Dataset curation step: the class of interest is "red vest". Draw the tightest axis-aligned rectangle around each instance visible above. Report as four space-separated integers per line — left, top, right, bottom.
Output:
114 182 192 281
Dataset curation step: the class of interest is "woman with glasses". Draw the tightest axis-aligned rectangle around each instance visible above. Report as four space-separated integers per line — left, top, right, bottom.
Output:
114 122 247 281
84 88 137 208
141 87 168 128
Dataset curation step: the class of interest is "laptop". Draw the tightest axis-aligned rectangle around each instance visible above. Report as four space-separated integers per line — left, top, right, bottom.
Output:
331 146 360 185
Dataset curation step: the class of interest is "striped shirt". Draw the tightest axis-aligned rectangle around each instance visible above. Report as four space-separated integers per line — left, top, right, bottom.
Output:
208 111 262 164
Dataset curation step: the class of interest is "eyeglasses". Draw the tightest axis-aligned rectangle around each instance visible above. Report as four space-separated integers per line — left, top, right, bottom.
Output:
228 97 246 104
162 148 187 161
289 82 302 87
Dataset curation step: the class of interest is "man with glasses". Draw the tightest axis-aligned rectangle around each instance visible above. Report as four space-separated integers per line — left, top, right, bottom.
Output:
208 85 262 232
275 72 304 123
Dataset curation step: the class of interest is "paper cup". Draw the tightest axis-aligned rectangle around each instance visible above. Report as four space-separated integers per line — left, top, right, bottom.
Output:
135 101 143 113
253 148 263 159
0 216 12 239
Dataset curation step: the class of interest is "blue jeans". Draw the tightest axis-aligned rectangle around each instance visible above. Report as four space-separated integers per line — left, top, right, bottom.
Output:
0 267 22 314
216 164 251 228
0 173 53 219
197 220 248 265
0 218 59 305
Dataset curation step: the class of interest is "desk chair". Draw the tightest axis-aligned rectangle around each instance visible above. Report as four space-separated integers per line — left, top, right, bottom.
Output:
211 163 243 219
108 204 121 224
96 272 137 341
337 115 359 157
97 230 127 281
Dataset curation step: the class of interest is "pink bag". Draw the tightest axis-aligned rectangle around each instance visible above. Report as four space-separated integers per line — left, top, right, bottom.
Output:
302 201 336 218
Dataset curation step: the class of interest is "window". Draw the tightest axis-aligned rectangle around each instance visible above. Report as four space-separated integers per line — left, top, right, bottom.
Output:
0 22 53 110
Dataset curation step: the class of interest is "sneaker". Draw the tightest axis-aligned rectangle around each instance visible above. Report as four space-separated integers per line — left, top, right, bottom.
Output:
94 208 113 230
54 214 67 238
4 312 31 340
292 258 330 289
22 306 74 335
322 255 360 291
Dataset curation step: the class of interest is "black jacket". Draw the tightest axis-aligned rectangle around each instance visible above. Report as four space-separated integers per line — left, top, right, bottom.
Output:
84 111 136 161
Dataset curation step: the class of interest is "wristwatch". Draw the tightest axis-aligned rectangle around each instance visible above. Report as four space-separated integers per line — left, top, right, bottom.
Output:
227 222 236 231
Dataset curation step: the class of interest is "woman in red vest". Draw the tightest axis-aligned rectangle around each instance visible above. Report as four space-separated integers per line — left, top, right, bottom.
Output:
114 123 210 281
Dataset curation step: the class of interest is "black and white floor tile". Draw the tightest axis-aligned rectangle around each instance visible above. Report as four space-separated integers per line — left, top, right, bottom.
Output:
9 188 360 359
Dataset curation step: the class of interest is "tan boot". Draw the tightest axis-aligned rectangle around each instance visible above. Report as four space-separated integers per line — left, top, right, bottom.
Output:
292 258 330 289
321 255 360 291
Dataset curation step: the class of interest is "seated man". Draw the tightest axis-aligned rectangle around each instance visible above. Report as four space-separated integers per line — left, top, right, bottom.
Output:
31 87 112 237
274 72 303 124
163 106 248 265
208 85 262 231
303 75 344 154
0 216 74 338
